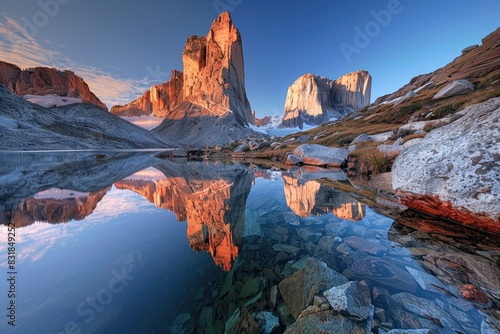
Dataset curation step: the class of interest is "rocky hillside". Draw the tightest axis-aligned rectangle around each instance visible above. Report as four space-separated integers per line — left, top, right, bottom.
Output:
0 84 177 150
0 60 107 110
282 70 372 128
230 27 500 232
149 12 264 146
376 27 500 105
110 70 184 117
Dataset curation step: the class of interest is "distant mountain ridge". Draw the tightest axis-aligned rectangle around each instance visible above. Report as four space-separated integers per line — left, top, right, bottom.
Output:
282 70 372 128
0 84 177 150
111 70 184 117
0 60 107 111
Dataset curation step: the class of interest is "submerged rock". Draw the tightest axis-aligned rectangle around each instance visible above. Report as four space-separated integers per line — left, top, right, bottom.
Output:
256 312 280 334
225 308 258 334
284 310 370 334
279 258 347 319
351 257 418 293
324 281 372 321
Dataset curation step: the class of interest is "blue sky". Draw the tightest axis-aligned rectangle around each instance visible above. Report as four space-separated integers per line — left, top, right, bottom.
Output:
0 0 499 117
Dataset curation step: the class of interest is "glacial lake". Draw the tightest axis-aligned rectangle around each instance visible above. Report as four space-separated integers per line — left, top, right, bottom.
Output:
0 152 499 334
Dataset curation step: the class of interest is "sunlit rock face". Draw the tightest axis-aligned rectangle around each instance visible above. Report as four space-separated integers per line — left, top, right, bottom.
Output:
0 187 110 227
114 162 253 271
180 11 253 125
0 60 107 110
282 175 365 221
282 70 371 128
393 98 500 233
152 12 264 146
110 71 184 117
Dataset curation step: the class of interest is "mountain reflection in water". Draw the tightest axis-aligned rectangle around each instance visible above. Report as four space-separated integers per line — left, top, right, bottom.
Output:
0 152 498 334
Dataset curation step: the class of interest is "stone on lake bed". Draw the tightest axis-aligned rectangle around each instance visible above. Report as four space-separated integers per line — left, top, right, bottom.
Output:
170 313 192 333
283 310 370 334
239 277 265 299
279 258 347 319
351 257 418 293
282 211 300 225
256 311 280 334
272 244 300 254
344 236 386 255
324 281 372 321
384 329 433 334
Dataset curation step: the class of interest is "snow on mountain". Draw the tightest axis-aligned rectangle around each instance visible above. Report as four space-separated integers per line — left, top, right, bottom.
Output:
0 84 178 150
24 94 83 108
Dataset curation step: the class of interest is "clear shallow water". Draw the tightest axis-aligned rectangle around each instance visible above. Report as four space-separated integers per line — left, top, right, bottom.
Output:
0 153 499 333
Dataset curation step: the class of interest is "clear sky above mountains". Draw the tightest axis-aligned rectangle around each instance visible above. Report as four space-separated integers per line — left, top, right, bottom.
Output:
1 0 499 117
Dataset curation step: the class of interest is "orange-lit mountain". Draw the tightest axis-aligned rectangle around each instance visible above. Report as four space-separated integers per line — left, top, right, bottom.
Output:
0 60 107 110
0 187 110 227
114 162 253 271
282 175 365 221
110 70 184 117
114 12 264 146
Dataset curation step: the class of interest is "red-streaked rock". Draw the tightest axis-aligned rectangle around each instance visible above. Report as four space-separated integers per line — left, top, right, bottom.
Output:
396 191 500 235
393 97 500 232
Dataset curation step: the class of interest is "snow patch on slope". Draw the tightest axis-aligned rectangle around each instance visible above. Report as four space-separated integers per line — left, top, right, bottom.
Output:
24 95 83 108
119 115 165 130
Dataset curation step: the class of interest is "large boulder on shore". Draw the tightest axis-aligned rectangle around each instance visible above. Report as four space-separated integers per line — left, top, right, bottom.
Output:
392 97 500 233
291 144 349 167
433 79 474 99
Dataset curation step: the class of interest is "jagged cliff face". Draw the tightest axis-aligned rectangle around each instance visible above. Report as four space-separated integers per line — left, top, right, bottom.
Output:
282 175 365 221
334 70 372 110
152 12 264 146
180 12 253 125
282 70 372 128
0 60 107 110
110 70 183 117
255 115 271 127
0 187 110 227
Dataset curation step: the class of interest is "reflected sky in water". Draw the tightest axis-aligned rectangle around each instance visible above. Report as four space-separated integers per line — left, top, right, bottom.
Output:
0 152 498 333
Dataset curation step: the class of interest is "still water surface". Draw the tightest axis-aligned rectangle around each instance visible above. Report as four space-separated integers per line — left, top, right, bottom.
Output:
0 152 499 333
